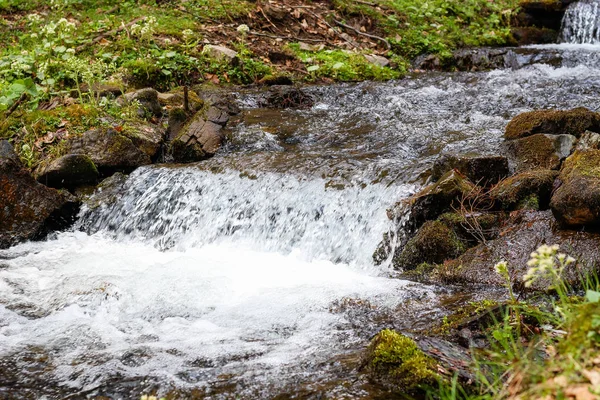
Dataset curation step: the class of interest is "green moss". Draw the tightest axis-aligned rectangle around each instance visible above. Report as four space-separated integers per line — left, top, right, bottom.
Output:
366 329 438 390
505 108 600 140
429 299 499 335
561 150 600 179
516 193 540 210
490 170 558 210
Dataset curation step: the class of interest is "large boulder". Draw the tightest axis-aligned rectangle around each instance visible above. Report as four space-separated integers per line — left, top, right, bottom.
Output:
489 169 558 210
504 133 576 172
35 154 99 189
0 141 77 248
440 210 600 290
70 128 152 173
394 221 466 270
431 154 510 186
550 150 600 227
504 107 600 140
123 121 166 160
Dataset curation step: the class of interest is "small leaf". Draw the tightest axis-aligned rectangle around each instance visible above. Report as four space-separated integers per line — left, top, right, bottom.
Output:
307 65 319 72
161 69 172 76
332 62 344 70
586 290 600 303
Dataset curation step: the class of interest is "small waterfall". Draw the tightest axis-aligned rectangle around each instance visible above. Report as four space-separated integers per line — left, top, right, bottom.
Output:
560 0 600 44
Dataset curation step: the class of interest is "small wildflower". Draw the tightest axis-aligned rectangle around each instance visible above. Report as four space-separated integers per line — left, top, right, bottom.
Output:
237 24 250 35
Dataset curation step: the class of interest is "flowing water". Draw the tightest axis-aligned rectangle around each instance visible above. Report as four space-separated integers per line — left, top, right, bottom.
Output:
2 41 600 398
561 0 600 44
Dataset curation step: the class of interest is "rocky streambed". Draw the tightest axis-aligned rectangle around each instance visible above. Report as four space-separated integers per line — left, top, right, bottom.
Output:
2 43 600 399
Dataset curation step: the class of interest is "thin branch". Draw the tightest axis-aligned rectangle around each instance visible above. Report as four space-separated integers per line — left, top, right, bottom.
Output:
248 30 329 43
4 92 27 118
333 19 391 49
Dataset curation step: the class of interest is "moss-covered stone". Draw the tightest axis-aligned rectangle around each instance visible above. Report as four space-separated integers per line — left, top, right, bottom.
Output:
505 133 576 172
395 220 466 270
431 154 510 187
364 329 438 391
35 154 99 189
504 107 600 140
550 150 600 226
438 211 505 243
489 169 558 211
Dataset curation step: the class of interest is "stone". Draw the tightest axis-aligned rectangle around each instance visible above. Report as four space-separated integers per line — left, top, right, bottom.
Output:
504 133 576 172
35 154 99 189
550 150 600 227
441 210 600 291
505 107 600 140
202 45 238 62
263 86 315 109
364 54 390 67
70 128 152 173
394 221 466 270
575 130 600 151
79 173 129 211
511 27 559 45
0 140 76 248
121 88 163 118
489 169 558 210
451 48 514 71
431 154 510 186
157 89 204 110
437 212 506 244
389 170 477 232
171 111 225 163
123 121 166 160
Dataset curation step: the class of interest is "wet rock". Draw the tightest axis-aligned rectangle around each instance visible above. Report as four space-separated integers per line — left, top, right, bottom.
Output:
431 154 510 186
0 141 76 248
513 0 573 31
441 210 600 290
258 75 294 86
192 85 241 116
550 150 600 227
489 169 558 210
438 212 506 244
203 44 238 63
120 88 163 118
171 111 224 163
71 127 151 174
504 133 576 172
263 86 314 109
389 170 477 232
364 54 390 67
167 108 191 141
505 107 600 140
80 172 128 210
123 121 166 160
395 221 466 270
452 48 515 71
575 130 600 151
35 154 99 189
511 27 559 45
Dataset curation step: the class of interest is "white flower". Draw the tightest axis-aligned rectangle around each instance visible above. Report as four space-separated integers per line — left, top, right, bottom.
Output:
237 24 250 34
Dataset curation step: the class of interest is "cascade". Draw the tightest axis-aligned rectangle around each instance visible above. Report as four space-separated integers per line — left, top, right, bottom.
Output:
560 0 600 44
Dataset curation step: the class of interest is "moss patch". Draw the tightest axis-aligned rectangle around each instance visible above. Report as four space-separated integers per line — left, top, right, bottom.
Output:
505 108 600 140
365 329 438 390
490 169 558 210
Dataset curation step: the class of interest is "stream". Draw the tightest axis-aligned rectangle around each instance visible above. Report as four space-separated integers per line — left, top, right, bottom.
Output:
3 15 600 400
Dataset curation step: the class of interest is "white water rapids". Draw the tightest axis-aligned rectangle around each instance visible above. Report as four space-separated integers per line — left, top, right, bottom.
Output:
2 43 600 398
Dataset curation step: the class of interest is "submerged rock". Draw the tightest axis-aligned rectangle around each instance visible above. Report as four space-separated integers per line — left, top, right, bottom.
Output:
395 221 466 270
505 107 600 140
489 169 558 210
71 127 152 173
35 154 99 189
504 133 576 172
550 150 600 227
431 154 510 186
0 141 77 248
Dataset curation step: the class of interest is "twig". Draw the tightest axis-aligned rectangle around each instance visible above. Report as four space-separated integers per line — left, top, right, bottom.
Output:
257 5 280 32
75 16 146 53
248 30 328 43
304 10 356 48
333 19 391 49
4 92 27 118
183 86 189 113
100 5 119 15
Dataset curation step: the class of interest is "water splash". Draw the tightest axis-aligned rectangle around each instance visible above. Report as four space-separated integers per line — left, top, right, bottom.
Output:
561 0 600 44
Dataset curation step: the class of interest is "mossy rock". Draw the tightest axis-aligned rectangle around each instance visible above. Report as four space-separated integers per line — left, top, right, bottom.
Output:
431 154 509 187
363 329 438 392
395 220 466 270
489 169 558 211
550 150 600 227
504 133 576 172
35 154 99 189
438 212 505 244
505 107 600 140
389 170 477 232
